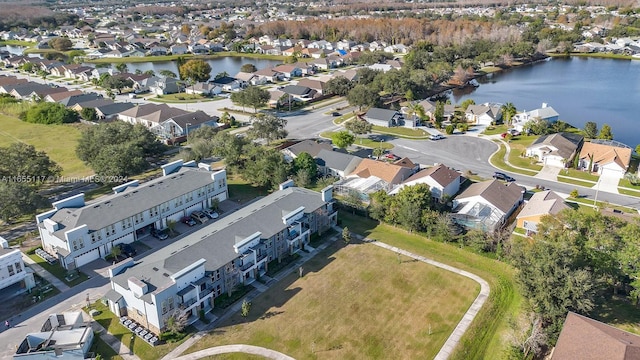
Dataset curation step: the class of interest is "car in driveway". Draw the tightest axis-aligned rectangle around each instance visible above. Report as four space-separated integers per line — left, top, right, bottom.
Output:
203 209 219 219
493 172 515 182
150 228 169 240
191 211 209 224
429 134 445 140
181 216 197 226
116 243 136 257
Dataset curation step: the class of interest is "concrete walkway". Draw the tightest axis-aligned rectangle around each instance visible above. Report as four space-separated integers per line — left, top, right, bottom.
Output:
172 344 295 360
90 316 141 360
370 240 490 360
22 255 71 293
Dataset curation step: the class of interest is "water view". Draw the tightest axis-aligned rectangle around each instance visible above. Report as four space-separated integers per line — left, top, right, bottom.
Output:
451 57 640 147
113 57 283 78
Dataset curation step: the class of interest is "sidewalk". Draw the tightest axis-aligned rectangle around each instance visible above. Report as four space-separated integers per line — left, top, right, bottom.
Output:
22 255 71 293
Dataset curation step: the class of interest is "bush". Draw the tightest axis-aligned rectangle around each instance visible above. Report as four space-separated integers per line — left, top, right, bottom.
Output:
445 124 455 134
570 189 579 198
22 102 78 124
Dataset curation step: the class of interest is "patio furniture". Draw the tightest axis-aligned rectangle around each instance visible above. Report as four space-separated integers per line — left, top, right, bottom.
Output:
143 333 152 341
134 326 143 334
128 322 138 330
119 316 128 323
140 329 148 337
123 319 132 326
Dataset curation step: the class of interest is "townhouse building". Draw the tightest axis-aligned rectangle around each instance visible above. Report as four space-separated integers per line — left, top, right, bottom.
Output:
105 184 337 335
0 236 35 292
36 160 228 270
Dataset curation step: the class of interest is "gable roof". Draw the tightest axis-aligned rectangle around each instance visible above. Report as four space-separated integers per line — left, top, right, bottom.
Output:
393 157 416 169
296 78 325 92
46 89 83 102
365 107 399 121
282 85 314 96
404 164 461 187
210 76 237 85
517 190 570 219
552 312 640 360
282 139 333 158
579 142 632 170
351 158 411 184
315 149 362 172
530 132 584 159
456 180 523 214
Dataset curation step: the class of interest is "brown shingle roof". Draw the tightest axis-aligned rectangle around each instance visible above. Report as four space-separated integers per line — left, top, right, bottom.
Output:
552 312 640 360
579 142 632 170
393 157 416 169
351 158 412 184
46 89 83 102
404 164 461 187
456 180 523 213
517 190 569 219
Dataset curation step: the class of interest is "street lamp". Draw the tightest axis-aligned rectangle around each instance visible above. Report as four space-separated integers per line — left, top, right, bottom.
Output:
185 122 192 143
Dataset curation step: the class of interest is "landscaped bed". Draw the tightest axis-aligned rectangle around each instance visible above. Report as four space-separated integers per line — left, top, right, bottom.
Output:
185 241 479 359
27 247 88 287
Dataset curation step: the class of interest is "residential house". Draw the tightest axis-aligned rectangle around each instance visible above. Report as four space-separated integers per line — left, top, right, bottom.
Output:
147 46 168 56
153 110 219 140
339 158 415 195
577 140 632 179
364 108 404 128
465 104 502 126
169 44 188 55
8 83 59 101
390 164 464 201
451 180 524 232
254 68 284 83
281 139 333 162
296 78 326 95
58 93 103 108
526 132 584 168
130 75 160 94
234 71 265 86
36 161 228 269
43 89 83 103
281 85 317 101
418 99 456 122
512 103 559 132
72 99 135 121
210 76 240 92
185 82 222 96
149 77 181 95
272 64 302 78
14 313 93 359
551 312 640 360
315 149 363 178
516 190 570 236
105 185 337 335
189 43 209 54
0 236 35 292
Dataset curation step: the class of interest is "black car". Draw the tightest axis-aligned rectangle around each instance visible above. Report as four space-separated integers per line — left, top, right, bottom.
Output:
150 228 169 240
117 243 137 257
331 112 341 116
493 172 515 182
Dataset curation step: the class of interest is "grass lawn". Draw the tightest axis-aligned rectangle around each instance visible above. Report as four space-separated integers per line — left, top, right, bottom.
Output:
479 66 502 73
0 40 34 47
227 175 271 204
319 131 394 150
150 93 217 103
617 188 640 197
505 136 543 171
338 212 521 359
27 248 89 287
562 169 598 183
592 295 640 335
0 114 93 177
489 142 537 176
332 114 354 125
90 336 124 360
186 242 479 359
481 125 507 136
566 197 637 214
371 125 429 138
89 302 192 360
557 177 596 188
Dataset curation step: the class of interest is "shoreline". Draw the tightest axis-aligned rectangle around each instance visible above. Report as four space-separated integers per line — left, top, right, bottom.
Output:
86 52 287 64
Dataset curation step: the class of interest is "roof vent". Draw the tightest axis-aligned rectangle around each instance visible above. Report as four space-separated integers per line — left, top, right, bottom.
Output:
152 267 159 271
163 273 170 277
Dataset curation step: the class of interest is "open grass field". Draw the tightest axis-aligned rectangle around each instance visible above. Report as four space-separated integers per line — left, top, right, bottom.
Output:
338 213 521 359
0 114 93 177
227 175 271 204
506 136 543 171
186 242 479 360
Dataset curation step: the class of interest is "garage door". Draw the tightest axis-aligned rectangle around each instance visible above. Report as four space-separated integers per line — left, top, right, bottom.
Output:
75 248 100 267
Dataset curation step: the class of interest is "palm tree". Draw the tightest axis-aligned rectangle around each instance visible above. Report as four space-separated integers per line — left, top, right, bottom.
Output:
501 102 517 126
406 102 425 124
373 147 385 160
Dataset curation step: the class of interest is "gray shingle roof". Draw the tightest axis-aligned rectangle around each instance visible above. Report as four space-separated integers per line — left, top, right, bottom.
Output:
456 180 523 214
112 187 327 294
517 190 569 219
283 140 333 158
365 107 398 121
315 149 363 172
530 132 584 159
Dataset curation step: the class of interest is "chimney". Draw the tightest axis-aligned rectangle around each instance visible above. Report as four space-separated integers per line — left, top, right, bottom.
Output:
321 185 333 202
542 103 548 108
279 179 295 190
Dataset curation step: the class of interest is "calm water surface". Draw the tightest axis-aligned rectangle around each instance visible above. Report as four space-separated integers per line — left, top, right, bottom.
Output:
451 57 640 147
115 57 283 78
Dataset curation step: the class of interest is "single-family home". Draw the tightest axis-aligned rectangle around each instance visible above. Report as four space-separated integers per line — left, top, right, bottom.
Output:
149 77 181 95
169 44 188 55
577 140 632 179
185 82 222 96
281 139 333 162
315 149 363 178
465 104 502 125
105 185 337 335
153 110 219 140
15 312 94 359
390 164 464 201
339 158 415 195
272 64 302 78
36 161 228 269
418 99 455 122
234 71 264 86
9 83 60 101
254 68 284 83
296 78 326 95
281 85 317 101
58 93 103 108
129 75 160 94
210 76 240 92
0 236 35 293
516 190 570 236
72 99 135 121
364 108 404 128
451 180 524 232
526 132 584 168
512 103 559 132
147 46 168 56
43 89 83 103
551 312 640 360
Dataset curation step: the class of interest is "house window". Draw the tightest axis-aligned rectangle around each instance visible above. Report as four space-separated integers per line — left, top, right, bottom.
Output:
186 192 193 202
7 264 14 276
122 218 132 230
175 196 183 207
106 224 115 236
90 232 101 243
168 297 174 311
150 206 159 217
161 300 168 314
15 262 22 273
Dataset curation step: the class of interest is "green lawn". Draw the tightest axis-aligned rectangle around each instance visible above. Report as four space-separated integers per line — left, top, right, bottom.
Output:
186 241 479 360
90 335 124 360
506 136 543 171
0 40 34 47
150 93 217 103
89 302 192 360
558 177 598 188
27 248 89 287
320 131 394 150
227 176 271 204
566 197 637 214
489 142 537 176
371 125 429 138
481 124 507 136
0 114 93 177
562 168 598 183
333 114 355 125
338 212 521 360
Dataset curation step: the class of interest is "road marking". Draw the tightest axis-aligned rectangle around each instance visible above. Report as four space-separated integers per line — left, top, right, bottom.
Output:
397 144 418 152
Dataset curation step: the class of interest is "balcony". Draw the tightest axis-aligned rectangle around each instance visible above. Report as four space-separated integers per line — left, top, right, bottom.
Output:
240 261 255 272
181 297 197 308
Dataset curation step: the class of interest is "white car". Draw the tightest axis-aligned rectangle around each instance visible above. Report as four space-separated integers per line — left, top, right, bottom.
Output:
429 134 445 140
203 209 219 219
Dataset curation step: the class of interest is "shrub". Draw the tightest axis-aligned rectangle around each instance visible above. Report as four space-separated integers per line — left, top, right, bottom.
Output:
445 124 455 134
23 102 78 124
570 189 579 198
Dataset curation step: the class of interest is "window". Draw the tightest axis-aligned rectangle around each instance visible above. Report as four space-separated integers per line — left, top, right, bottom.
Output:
150 206 159 217
168 297 174 311
186 192 193 202
161 300 168 314
121 218 132 230
134 212 144 224
15 262 22 273
7 264 14 276
106 224 115 236
175 196 183 207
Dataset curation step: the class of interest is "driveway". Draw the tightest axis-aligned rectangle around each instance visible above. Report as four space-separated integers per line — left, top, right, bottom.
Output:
593 170 620 194
534 165 562 182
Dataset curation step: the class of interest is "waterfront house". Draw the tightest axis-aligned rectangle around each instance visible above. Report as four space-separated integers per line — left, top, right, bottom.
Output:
526 132 584 168
272 64 302 78
577 140 632 179
150 77 181 95
512 103 559 131
210 76 240 92
254 68 284 83
465 104 502 126
364 108 404 128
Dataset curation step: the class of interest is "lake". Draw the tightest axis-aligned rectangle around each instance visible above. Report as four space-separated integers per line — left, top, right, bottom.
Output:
451 57 640 147
109 57 283 78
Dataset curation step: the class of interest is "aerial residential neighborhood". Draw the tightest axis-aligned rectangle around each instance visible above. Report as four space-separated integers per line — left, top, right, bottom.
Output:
1 0 640 359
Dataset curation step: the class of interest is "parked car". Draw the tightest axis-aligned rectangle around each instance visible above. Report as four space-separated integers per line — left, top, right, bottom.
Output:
116 243 136 257
191 211 209 224
384 153 400 160
429 134 445 140
493 172 515 182
508 129 521 136
150 228 169 240
331 111 341 117
203 209 219 219
181 216 197 226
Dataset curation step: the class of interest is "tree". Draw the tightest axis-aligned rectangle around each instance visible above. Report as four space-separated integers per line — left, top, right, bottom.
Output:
344 119 372 144
324 76 354 96
110 244 122 260
165 310 188 333
242 86 270 113
22 102 78 124
214 71 229 80
598 123 613 140
247 113 287 144
346 84 379 110
179 59 212 83
241 299 251 317
240 64 257 73
583 121 598 139
76 122 164 178
294 168 312 188
372 147 385 160
159 70 177 78
460 99 475 110
342 189 363 214
331 131 355 149
115 63 128 74
406 102 425 122
501 102 517 125
48 37 72 51
100 75 133 94
0 182 47 223
241 145 290 189
80 107 97 121
0 143 62 180
342 227 351 244
434 101 445 126
293 152 317 183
